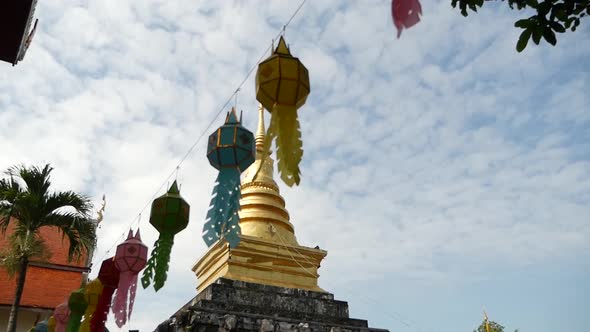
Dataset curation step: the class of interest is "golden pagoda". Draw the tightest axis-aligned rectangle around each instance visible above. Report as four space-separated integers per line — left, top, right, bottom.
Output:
193 104 327 292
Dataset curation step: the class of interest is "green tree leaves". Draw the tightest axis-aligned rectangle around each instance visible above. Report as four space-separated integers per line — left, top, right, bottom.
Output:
517 29 532 51
451 0 589 52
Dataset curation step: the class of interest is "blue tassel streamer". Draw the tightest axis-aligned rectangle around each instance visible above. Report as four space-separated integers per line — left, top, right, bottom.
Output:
202 168 242 248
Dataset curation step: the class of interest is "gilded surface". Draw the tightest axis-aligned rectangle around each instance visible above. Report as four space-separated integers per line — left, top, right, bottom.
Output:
194 105 327 292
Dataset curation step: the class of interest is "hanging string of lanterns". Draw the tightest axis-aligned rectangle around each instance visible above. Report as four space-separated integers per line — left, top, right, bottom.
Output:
91 0 313 271
43 231 147 332
51 2 327 330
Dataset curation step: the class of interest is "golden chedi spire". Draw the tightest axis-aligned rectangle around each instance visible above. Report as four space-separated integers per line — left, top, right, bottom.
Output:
193 104 327 293
239 104 298 245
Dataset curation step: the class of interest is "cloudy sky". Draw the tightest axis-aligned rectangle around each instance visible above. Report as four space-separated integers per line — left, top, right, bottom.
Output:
1 0 589 331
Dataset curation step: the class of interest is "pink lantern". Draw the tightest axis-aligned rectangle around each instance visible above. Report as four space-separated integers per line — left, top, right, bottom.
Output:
53 302 70 332
112 229 148 328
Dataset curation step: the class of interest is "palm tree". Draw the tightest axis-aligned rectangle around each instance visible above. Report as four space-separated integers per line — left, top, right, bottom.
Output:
0 164 97 332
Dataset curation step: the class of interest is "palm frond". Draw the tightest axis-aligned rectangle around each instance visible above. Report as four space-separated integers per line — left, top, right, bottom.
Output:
0 176 24 201
43 191 93 219
0 176 24 233
0 249 21 277
0 233 50 277
43 212 96 262
6 164 53 198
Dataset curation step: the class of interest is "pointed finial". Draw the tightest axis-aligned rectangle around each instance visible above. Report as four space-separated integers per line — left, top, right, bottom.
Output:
275 36 291 55
134 228 142 240
225 107 240 124
255 104 266 151
168 180 180 194
96 194 107 225
126 229 133 240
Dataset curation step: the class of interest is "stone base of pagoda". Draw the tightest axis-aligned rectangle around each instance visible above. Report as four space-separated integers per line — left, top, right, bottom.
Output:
155 278 388 332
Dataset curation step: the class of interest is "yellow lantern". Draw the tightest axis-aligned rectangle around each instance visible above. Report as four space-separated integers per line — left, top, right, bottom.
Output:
255 36 309 186
79 279 104 332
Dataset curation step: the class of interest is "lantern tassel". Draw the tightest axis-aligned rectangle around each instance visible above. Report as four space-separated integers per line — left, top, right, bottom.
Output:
391 0 423 38
80 279 103 332
128 274 138 320
90 285 116 332
79 319 90 332
112 271 133 327
222 191 241 248
65 312 83 332
202 169 242 248
271 105 303 187
154 233 173 291
141 233 174 291
141 239 158 289
66 288 87 332
55 320 68 332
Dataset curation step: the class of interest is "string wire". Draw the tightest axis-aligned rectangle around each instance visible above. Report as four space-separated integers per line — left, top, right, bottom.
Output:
93 0 308 272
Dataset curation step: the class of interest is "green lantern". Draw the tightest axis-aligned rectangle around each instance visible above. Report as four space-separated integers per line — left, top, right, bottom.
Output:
66 288 87 332
141 181 190 291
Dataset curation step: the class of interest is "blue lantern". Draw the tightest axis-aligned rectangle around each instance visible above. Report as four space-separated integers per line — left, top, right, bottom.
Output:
203 108 255 248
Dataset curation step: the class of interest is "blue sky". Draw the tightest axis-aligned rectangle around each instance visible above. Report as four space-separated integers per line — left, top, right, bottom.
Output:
0 1 588 331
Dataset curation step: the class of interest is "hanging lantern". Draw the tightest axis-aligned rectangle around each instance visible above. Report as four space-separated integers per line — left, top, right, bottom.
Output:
112 229 147 327
53 302 70 332
255 35 309 187
66 288 87 332
90 257 120 331
391 0 422 38
80 279 103 332
141 181 190 291
48 316 56 332
203 108 255 248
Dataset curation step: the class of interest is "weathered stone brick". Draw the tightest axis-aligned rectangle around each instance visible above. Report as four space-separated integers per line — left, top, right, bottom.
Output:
156 278 388 332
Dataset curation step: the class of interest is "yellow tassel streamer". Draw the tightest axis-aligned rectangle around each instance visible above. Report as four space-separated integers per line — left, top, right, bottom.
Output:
79 279 104 332
271 104 303 186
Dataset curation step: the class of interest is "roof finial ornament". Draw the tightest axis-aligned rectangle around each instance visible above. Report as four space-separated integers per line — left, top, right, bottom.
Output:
255 103 266 151
96 194 106 227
